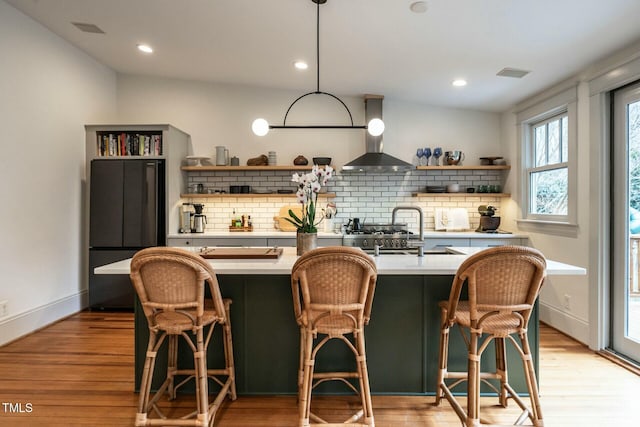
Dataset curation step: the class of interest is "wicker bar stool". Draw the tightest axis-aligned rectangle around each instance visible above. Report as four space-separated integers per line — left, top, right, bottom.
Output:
130 247 236 427
435 246 547 427
291 246 378 427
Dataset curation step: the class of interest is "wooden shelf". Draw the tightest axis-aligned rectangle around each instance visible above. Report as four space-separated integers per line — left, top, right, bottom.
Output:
181 165 332 171
181 192 336 198
412 192 511 197
415 165 510 170
183 165 507 171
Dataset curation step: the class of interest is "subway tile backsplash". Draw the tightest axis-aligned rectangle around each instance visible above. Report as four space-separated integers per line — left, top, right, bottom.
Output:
186 169 505 232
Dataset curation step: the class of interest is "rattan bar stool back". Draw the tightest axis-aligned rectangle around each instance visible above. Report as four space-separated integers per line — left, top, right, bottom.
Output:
291 246 378 427
435 245 547 427
130 247 236 427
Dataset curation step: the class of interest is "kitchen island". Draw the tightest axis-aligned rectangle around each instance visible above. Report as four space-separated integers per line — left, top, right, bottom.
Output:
95 247 585 396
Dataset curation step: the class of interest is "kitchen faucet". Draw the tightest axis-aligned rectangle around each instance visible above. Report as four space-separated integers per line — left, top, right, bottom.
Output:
391 206 425 257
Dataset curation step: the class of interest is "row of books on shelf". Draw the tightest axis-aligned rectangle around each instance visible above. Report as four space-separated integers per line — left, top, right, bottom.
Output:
96 132 163 157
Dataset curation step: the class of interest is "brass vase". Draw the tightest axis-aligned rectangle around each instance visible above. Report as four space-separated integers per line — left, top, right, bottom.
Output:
296 232 317 256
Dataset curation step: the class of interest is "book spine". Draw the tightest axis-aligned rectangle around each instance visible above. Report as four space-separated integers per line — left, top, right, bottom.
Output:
153 134 161 155
108 134 115 156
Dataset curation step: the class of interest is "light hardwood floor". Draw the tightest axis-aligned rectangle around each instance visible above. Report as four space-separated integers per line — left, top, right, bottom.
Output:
0 311 639 426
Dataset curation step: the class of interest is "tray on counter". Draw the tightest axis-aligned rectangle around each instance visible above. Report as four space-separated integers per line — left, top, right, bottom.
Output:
199 247 283 259
229 226 253 232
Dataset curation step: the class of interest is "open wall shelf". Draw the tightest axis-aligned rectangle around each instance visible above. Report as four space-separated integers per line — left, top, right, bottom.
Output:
412 192 510 197
181 165 332 171
181 193 336 199
415 165 510 170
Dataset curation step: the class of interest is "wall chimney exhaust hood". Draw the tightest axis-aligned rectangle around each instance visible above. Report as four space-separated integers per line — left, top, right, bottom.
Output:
342 95 414 172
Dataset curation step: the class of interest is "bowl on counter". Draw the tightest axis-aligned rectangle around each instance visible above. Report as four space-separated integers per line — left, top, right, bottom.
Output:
312 157 332 166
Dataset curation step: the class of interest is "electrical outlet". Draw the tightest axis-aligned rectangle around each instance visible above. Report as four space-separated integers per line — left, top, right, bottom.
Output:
563 294 571 310
0 300 7 317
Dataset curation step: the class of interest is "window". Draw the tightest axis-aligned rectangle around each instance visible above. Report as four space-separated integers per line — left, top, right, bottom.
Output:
528 113 569 216
516 85 577 228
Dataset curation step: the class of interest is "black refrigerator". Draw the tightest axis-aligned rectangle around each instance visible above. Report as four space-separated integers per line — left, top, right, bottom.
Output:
89 159 166 309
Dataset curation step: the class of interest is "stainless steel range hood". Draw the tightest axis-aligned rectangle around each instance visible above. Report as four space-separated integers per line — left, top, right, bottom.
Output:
342 95 414 172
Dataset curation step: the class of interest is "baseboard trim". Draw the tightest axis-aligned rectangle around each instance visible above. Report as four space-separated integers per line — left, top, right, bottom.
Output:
539 301 589 344
0 291 88 346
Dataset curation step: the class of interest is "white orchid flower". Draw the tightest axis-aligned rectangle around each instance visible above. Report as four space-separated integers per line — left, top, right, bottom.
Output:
285 163 334 233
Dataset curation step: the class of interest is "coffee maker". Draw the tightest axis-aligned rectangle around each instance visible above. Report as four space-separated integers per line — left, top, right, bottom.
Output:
180 203 194 233
193 203 207 233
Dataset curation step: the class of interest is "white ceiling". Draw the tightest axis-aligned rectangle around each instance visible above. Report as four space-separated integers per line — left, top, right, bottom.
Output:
6 0 640 112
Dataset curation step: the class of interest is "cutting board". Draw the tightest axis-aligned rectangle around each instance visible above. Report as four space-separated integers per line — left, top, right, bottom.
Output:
275 205 302 232
199 247 283 259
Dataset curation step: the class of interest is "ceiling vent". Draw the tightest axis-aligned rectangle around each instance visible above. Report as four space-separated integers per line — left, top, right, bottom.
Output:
496 67 530 78
71 22 105 34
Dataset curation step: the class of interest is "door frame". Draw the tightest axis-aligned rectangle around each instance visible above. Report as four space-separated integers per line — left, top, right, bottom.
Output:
611 81 640 361
588 50 640 351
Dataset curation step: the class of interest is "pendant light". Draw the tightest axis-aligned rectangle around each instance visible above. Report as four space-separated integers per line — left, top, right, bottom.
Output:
252 0 384 137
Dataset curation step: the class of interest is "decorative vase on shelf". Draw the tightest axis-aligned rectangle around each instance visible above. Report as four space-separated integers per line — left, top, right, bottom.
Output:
296 232 317 256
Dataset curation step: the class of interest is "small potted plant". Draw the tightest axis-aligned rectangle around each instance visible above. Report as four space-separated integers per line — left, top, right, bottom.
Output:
285 165 334 254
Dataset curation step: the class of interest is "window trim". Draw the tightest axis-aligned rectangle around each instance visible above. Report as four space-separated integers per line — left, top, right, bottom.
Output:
516 85 578 230
526 111 570 222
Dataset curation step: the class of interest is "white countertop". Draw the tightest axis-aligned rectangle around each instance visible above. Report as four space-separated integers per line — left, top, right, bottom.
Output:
167 231 528 239
95 246 585 276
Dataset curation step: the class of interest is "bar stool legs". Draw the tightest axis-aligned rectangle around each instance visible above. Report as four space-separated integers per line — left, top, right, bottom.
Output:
435 322 545 426
298 329 374 427
134 304 236 427
135 327 212 426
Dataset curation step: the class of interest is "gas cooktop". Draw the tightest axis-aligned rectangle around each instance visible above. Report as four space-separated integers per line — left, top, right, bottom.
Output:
343 223 411 235
342 223 420 251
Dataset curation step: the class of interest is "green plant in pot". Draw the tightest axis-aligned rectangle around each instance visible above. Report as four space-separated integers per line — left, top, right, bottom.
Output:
284 165 334 254
477 205 501 232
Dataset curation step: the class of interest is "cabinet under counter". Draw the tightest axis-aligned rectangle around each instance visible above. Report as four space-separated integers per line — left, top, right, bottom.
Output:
94 247 584 395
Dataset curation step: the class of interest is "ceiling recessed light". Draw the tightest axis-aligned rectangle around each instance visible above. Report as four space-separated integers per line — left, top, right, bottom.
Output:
137 44 153 54
452 79 467 87
410 1 428 13
294 61 308 70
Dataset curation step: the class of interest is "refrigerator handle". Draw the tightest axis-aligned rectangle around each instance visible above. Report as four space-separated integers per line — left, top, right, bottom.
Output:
143 162 158 246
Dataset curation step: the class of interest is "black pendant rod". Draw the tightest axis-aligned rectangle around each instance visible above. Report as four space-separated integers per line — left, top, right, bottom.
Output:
278 0 358 129
316 0 320 93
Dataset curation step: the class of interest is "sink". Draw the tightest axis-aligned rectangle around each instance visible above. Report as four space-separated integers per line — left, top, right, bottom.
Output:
364 249 411 255
364 247 459 256
423 247 461 255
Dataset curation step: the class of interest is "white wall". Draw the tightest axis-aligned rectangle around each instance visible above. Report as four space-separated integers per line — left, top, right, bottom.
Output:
116 74 501 170
500 83 594 344
0 1 117 345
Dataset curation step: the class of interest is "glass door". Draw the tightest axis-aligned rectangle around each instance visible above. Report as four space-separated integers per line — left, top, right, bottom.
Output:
612 81 640 363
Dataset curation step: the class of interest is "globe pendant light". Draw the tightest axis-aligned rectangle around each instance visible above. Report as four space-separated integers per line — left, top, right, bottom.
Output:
252 0 384 137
